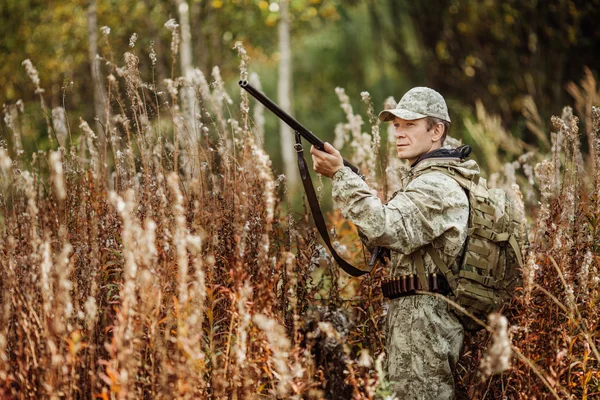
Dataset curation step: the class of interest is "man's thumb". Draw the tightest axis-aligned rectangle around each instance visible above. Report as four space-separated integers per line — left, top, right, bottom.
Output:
324 142 337 155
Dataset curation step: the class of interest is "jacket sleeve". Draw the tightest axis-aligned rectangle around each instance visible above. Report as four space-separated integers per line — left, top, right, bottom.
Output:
332 167 468 255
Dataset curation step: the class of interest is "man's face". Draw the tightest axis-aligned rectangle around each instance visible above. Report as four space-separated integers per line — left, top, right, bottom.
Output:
393 117 441 164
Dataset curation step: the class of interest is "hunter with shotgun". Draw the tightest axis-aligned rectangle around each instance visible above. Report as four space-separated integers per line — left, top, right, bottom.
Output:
240 81 524 400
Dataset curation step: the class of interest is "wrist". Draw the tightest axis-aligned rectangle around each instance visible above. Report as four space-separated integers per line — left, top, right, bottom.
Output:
331 166 346 180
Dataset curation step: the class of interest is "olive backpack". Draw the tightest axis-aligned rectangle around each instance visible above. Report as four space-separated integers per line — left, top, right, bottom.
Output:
411 163 525 330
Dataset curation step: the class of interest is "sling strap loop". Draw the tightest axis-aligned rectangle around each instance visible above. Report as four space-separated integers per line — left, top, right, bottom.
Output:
495 232 510 242
475 202 496 215
468 243 491 256
463 253 489 270
459 270 497 287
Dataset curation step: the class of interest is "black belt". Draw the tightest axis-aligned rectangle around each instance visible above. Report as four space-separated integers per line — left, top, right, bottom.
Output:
381 273 451 299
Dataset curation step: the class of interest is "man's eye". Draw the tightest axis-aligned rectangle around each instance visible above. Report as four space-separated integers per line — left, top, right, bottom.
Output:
407 123 414 126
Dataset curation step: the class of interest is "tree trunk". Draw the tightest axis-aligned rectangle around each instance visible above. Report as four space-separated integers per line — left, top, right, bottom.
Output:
175 0 196 132
278 0 297 187
87 0 106 164
191 1 208 73
175 0 198 176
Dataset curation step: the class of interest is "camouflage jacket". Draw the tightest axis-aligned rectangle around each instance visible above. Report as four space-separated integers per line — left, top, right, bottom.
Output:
332 157 480 277
333 155 479 398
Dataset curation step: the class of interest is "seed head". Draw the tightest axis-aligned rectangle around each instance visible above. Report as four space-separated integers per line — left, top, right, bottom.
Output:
49 151 66 201
164 19 180 56
149 41 157 66
479 313 511 379
233 41 249 82
22 59 44 93
129 32 138 48
164 18 179 31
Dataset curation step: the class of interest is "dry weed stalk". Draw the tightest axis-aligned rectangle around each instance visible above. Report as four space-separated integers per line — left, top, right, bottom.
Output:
566 67 600 173
1 39 309 397
334 87 376 179
465 100 534 173
2 36 599 400
456 105 600 399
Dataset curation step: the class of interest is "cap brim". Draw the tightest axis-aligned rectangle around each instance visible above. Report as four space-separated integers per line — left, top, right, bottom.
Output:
378 109 427 122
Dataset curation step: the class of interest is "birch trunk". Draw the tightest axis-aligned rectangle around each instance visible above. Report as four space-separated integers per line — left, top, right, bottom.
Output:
278 0 297 187
175 0 198 176
191 1 208 73
87 0 106 165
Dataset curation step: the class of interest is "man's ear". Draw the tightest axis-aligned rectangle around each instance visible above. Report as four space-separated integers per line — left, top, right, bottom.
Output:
430 122 444 143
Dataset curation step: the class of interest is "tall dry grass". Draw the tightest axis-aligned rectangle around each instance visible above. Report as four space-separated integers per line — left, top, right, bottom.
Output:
455 102 600 399
1 32 599 400
0 37 385 399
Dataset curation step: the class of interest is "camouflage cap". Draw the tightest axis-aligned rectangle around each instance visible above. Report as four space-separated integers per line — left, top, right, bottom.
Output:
378 87 451 123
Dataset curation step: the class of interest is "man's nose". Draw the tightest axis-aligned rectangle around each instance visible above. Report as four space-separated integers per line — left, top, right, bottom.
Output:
394 128 406 139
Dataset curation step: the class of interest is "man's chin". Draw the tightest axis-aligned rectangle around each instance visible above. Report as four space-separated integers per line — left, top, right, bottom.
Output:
396 149 413 160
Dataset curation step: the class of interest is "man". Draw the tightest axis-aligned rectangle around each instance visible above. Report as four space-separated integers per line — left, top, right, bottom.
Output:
310 87 479 399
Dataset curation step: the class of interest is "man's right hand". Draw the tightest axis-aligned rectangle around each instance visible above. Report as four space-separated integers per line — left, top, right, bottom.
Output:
310 142 344 178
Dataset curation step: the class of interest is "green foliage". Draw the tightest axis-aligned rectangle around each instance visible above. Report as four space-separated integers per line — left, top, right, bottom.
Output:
369 0 600 134
0 0 88 101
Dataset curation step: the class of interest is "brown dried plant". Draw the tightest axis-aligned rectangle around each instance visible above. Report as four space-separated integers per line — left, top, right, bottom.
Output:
1 33 392 399
1 33 599 400
453 103 600 398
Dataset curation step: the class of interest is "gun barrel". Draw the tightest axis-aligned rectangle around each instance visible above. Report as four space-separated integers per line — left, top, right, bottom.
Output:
239 80 359 174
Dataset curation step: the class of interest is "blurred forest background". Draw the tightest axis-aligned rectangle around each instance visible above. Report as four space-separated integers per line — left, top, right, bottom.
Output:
2 0 600 183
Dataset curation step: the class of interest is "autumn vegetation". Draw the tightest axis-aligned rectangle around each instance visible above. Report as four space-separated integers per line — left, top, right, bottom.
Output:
1 9 600 399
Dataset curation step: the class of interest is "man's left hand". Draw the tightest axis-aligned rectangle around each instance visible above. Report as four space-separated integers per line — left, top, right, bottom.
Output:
310 142 344 178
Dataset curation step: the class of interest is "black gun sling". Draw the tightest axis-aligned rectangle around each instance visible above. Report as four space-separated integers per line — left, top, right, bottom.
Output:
239 80 383 276
294 132 374 277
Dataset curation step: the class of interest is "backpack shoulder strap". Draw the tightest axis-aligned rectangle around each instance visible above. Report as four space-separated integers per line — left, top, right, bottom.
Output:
409 163 478 292
418 165 479 190
425 246 458 290
407 164 481 205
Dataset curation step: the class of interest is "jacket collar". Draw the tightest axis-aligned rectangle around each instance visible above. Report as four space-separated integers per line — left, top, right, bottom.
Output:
410 145 472 169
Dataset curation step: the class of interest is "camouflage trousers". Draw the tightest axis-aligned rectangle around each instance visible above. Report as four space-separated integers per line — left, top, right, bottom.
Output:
384 295 464 400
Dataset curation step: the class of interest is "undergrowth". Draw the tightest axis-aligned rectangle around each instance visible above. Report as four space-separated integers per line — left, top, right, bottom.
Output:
0 34 599 399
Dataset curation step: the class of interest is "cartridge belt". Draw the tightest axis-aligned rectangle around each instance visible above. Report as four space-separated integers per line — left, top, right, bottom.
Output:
381 273 451 299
